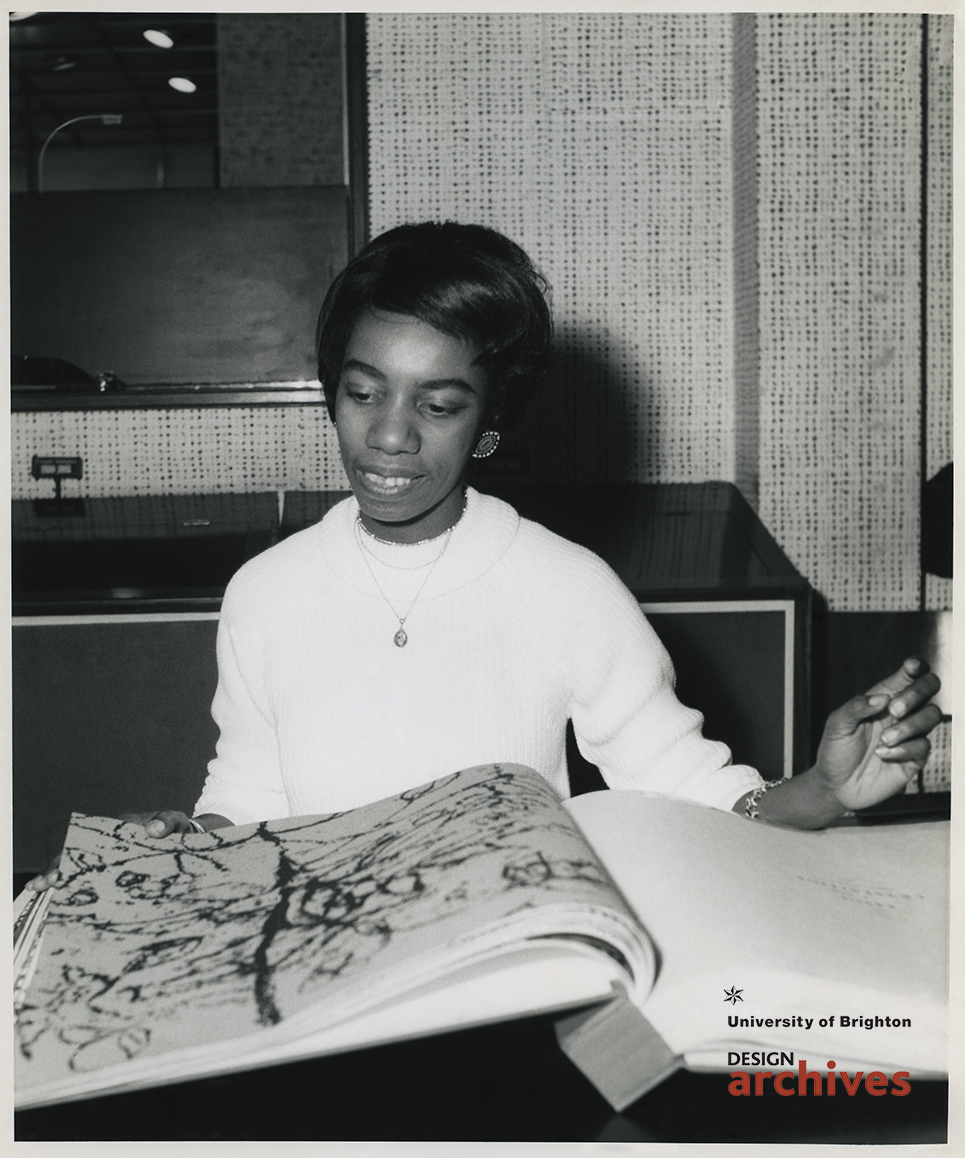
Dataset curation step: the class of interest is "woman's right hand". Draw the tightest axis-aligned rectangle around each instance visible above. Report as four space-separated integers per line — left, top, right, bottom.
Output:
26 857 62 893
25 809 219 893
117 809 198 836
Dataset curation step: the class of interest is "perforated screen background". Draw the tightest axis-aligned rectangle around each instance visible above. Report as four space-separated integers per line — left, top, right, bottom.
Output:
13 407 348 497
758 14 922 613
370 13 739 494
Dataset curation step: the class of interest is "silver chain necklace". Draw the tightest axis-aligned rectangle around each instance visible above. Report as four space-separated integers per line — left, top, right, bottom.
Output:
355 516 453 647
358 522 455 548
357 532 439 570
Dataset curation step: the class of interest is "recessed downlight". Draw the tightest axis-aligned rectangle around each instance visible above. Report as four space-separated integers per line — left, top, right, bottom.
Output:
143 28 174 49
168 76 197 93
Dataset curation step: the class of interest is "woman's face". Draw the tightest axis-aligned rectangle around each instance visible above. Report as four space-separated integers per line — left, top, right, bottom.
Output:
335 310 489 544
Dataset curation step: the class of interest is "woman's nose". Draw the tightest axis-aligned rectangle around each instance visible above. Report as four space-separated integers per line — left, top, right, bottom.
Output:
366 404 419 454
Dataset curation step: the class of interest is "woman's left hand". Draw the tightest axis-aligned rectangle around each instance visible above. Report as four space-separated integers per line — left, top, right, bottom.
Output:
813 656 943 812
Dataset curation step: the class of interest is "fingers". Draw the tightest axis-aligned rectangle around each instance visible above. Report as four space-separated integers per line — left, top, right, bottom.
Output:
880 702 945 743
899 655 928 680
875 702 944 757
26 854 62 892
26 811 194 896
874 735 931 770
827 658 943 741
142 810 192 837
886 669 941 720
867 656 939 701
117 811 153 826
852 658 942 727
893 655 930 686
26 868 60 893
118 809 192 836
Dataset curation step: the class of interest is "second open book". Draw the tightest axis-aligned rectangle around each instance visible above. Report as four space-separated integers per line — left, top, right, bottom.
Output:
14 763 948 1110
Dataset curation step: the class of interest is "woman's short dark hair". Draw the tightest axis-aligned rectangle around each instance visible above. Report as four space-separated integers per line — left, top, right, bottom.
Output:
315 222 552 429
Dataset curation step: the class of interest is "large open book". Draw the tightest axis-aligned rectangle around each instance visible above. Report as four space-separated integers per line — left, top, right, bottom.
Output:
14 764 948 1111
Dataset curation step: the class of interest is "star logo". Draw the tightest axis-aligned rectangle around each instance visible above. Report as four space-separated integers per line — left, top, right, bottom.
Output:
723 986 743 1005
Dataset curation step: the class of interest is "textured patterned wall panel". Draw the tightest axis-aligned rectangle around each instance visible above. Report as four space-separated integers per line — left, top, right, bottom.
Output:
218 13 344 188
730 14 761 510
924 15 953 613
368 13 737 487
12 406 348 499
757 14 924 612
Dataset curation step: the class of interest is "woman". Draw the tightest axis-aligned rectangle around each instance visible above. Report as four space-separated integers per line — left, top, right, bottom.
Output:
29 222 942 884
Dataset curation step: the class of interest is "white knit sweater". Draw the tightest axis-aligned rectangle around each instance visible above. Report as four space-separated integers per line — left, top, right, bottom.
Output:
194 488 762 824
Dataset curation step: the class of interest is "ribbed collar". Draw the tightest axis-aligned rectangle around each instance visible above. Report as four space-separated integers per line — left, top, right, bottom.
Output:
315 486 520 599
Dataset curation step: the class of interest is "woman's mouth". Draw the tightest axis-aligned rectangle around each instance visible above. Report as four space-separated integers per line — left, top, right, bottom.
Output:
358 470 419 496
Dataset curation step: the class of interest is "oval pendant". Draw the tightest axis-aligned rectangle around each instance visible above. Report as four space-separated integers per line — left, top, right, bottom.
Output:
393 627 408 647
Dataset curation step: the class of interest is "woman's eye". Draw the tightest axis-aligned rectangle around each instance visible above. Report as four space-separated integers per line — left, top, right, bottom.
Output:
422 400 462 418
344 385 375 403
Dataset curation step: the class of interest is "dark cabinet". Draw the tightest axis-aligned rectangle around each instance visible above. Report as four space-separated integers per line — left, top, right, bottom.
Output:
14 616 219 871
12 493 276 872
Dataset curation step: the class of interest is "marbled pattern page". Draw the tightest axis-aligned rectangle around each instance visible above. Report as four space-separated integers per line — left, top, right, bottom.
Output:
16 764 649 1105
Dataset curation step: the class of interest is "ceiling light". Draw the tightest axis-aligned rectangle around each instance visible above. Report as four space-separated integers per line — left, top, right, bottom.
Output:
168 77 197 94
143 28 174 49
52 56 77 72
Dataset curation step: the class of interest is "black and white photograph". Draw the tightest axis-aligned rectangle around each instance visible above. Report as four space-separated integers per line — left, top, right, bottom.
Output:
10 8 954 1146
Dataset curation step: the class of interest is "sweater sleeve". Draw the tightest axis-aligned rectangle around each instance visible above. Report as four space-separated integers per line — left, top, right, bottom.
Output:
565 556 763 811
193 578 291 825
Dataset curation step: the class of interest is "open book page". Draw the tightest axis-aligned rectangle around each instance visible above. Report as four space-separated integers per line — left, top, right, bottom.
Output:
565 791 948 1073
16 764 653 1107
14 888 53 1019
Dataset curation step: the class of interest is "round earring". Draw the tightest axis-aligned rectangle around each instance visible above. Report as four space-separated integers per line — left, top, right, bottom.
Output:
472 430 500 458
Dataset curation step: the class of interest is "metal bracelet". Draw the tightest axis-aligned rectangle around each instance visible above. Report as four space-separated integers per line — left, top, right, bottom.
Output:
744 779 782 821
188 818 206 834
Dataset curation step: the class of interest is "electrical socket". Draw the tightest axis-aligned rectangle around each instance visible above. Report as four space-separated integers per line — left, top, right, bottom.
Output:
31 456 83 481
